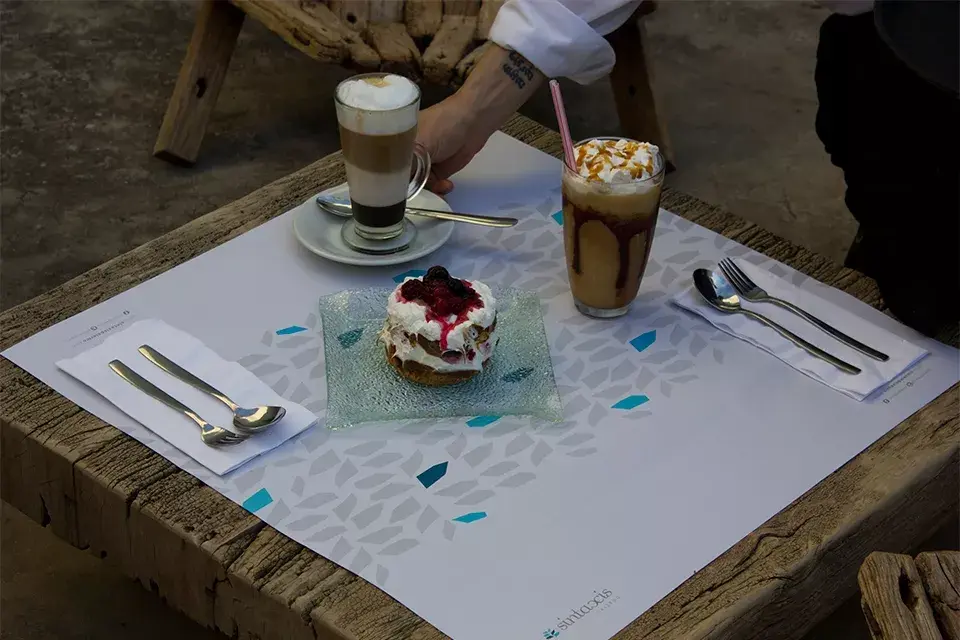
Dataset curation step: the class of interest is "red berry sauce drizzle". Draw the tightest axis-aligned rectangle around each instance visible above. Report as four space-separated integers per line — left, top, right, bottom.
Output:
399 267 483 351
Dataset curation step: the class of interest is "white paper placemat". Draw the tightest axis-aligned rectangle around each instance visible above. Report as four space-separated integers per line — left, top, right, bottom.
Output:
4 133 958 640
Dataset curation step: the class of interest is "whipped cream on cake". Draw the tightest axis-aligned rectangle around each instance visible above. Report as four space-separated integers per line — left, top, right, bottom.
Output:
575 138 661 184
380 267 498 383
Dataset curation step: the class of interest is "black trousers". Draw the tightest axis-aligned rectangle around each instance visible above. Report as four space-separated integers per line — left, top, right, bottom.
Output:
815 12 959 336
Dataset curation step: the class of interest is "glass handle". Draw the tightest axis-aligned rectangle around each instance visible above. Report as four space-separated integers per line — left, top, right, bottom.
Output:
407 142 431 201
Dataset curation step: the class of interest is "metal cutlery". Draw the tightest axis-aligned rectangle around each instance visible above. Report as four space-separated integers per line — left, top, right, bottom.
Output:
315 196 518 228
108 360 248 446
138 345 285 434
719 258 889 362
693 269 862 375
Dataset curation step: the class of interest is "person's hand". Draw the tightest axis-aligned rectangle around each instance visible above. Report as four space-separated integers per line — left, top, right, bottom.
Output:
416 94 491 196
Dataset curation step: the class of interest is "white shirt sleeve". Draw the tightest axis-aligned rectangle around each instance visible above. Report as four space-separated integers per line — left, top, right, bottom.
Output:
488 0 644 85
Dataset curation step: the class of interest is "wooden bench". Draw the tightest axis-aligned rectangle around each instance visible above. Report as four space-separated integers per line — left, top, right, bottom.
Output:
859 551 960 640
153 0 673 167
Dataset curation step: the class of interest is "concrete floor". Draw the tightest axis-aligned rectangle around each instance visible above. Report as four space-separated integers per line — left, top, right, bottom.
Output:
1 1 872 638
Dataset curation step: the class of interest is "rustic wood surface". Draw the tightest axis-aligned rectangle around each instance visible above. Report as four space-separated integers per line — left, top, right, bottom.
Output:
153 0 246 166
421 14 476 84
404 0 443 39
858 552 942 640
2 115 957 640
233 0 380 69
364 22 422 79
916 552 960 639
475 0 502 40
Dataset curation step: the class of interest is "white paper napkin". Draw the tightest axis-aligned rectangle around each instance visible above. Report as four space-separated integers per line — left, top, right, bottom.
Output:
57 319 319 475
672 263 929 400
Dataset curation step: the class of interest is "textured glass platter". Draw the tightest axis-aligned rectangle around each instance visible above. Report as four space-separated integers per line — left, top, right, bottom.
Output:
319 288 563 429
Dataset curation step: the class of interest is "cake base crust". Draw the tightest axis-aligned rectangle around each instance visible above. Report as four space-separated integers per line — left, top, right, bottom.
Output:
386 345 489 387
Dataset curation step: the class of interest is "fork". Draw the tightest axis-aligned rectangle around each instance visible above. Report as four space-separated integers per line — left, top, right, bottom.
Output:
719 258 890 362
109 360 248 446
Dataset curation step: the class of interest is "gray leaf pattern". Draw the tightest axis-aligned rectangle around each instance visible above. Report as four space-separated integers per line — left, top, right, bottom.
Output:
234 466 266 491
287 514 328 531
530 440 553 465
300 428 330 452
330 538 353 562
559 433 594 447
297 492 337 509
690 335 708 357
505 434 534 456
290 382 310 404
417 505 440 533
291 476 305 497
355 473 393 489
309 450 340 476
335 460 358 487
481 461 519 477
456 490 495 505
380 539 419 556
446 434 467 459
435 480 479 498
362 452 403 468
333 494 357 521
352 504 383 529
359 526 403 544
350 548 373 574
371 483 414 500
271 375 290 396
568 448 598 458
498 472 535 488
346 441 387 457
389 497 420 523
400 450 424 476
376 565 389 587
463 443 493 467
308 525 347 542
267 500 290 522
443 521 456 541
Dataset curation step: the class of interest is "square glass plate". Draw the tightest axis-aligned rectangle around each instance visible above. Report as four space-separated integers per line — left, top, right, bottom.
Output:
319 288 563 429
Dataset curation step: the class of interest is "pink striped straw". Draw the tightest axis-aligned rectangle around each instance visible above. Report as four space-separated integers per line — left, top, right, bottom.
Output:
549 79 576 171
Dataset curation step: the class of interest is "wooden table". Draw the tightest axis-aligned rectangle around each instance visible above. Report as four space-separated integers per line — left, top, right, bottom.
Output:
2 115 957 640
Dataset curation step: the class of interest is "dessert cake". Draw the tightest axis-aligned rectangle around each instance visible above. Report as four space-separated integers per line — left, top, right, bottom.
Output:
380 266 498 386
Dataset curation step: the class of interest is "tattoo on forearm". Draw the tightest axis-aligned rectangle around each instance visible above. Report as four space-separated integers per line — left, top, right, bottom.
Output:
501 51 536 89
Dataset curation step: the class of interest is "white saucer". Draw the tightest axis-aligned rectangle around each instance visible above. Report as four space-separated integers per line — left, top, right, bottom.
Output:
294 186 455 267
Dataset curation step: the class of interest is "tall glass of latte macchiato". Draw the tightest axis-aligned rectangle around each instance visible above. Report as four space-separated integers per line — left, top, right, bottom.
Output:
335 73 430 241
562 137 665 318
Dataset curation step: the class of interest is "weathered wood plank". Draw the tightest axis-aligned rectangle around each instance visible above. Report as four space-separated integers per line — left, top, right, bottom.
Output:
859 552 941 640
475 0 502 39
916 551 960 639
404 0 443 39
233 0 380 70
153 0 245 166
327 0 369 33
2 115 957 640
421 15 476 84
364 22 422 79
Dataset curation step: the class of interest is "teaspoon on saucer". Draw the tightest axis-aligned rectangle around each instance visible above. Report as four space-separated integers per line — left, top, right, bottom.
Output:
138 345 286 433
315 197 518 228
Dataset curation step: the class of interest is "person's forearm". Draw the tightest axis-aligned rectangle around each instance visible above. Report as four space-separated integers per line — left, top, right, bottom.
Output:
454 44 545 138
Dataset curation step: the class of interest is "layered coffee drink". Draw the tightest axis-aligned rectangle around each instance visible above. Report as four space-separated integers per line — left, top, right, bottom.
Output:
335 73 421 240
561 138 665 318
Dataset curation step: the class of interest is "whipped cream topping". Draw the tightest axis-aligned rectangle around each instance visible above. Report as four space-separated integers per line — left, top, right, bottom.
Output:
575 138 661 184
380 276 497 373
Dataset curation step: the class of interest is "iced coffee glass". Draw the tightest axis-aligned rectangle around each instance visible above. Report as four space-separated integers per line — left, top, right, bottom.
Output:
561 137 665 318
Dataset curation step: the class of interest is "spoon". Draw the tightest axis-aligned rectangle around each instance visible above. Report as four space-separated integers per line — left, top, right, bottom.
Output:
138 345 287 433
693 268 861 375
315 197 518 228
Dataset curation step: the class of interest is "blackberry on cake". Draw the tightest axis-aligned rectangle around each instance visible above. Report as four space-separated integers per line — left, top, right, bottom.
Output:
380 266 498 386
